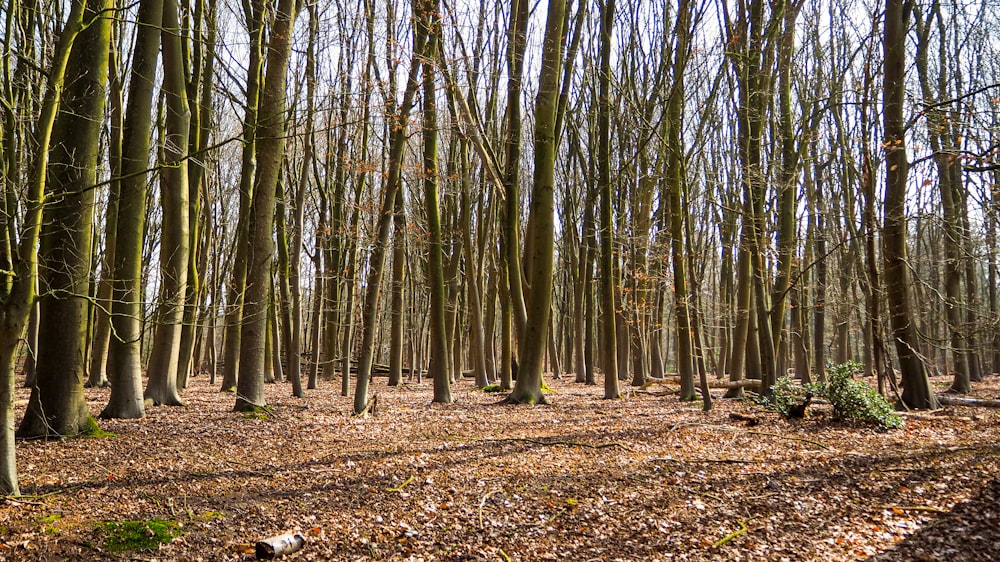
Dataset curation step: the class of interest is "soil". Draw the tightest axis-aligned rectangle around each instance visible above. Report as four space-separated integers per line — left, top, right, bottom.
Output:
2 373 999 561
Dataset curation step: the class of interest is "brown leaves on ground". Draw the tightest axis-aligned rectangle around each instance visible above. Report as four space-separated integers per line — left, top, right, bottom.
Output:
2 374 999 561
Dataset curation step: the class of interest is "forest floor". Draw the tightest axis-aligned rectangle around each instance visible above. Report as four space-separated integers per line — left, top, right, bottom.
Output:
2 372 999 561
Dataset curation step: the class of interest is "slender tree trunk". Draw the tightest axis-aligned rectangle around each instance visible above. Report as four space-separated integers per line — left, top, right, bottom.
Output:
144 0 191 407
460 145 489 387
177 0 217 390
353 13 428 415
388 187 407 387
220 0 265 392
667 0 696 403
770 1 803 355
418 1 451 403
101 0 163 419
88 33 123 389
597 0 619 400
235 0 301 411
502 0 531 344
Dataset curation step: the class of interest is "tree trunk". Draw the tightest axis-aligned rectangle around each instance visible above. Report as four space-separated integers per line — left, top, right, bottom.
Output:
235 0 301 412
144 0 191 407
3 0 89 492
667 0 696 403
101 0 162 419
418 2 451 403
506 0 566 405
220 0 265 392
501 0 531 344
883 0 938 409
597 0 619 400
353 12 427 415
20 0 110 438
88 34 124 389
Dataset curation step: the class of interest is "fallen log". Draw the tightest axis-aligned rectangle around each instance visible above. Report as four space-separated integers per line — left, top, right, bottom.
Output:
652 376 763 389
936 395 1000 409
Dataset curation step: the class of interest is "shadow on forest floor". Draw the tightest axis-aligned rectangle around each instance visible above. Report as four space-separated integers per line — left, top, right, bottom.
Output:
869 478 1000 561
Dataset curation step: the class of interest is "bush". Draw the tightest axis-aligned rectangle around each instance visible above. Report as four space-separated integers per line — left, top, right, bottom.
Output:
755 376 803 418
817 361 903 430
759 362 903 430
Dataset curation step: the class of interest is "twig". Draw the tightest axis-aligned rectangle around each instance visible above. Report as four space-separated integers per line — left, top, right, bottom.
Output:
537 508 567 527
385 474 414 493
651 457 755 464
479 490 500 530
354 394 378 418
885 505 948 513
477 437 632 451
712 515 759 548
1 497 47 506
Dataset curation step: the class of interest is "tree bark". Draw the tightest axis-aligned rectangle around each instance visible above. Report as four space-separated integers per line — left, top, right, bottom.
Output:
20 0 110 437
883 0 938 409
597 0 619 400
144 0 191 407
101 0 162 419
418 0 452 403
220 0 265 392
235 0 301 411
353 9 427 415
506 0 566 405
3 0 89 493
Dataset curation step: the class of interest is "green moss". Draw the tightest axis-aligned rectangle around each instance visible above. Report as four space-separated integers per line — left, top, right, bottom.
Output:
240 405 274 420
80 417 117 438
481 385 505 393
96 518 180 553
38 513 62 535
194 511 224 521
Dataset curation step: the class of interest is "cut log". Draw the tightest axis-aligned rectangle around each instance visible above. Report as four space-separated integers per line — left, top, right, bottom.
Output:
255 532 305 559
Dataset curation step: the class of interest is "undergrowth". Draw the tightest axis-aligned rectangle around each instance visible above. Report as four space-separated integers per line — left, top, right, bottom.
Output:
758 361 903 430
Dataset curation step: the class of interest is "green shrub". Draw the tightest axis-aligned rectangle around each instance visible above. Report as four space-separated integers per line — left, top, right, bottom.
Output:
755 376 803 418
818 361 903 430
759 362 903 430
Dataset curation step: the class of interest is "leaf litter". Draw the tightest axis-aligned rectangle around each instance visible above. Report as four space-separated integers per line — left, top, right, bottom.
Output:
2 374 999 561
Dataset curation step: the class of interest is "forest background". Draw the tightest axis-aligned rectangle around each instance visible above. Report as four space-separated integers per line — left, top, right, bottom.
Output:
0 0 999 550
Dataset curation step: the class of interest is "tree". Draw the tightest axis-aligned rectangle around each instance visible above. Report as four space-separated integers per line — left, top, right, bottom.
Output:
101 0 164 420
235 0 302 411
505 0 566 405
418 0 452 403
144 0 192 407
2 0 89 496
352 1 428 415
666 0 700 404
882 0 938 410
18 0 112 438
597 0 619 400
220 0 266 393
